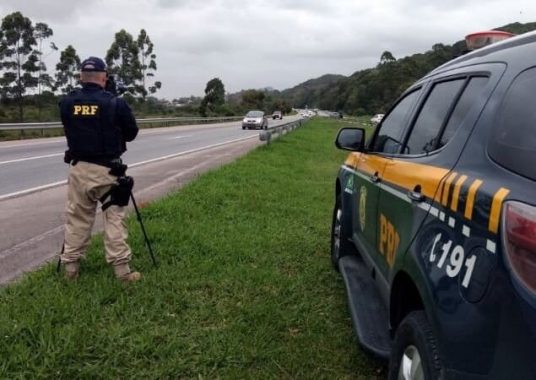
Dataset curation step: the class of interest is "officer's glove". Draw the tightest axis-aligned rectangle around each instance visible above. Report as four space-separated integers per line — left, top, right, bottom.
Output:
109 160 128 177
63 150 73 164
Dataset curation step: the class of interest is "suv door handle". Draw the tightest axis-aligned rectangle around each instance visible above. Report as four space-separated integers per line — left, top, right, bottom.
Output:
370 172 380 183
407 189 425 202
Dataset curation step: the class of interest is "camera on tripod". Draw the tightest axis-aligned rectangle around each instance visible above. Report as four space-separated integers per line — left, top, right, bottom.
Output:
105 74 127 96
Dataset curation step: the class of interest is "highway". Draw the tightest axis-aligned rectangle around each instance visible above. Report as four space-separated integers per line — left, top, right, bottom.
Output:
0 116 299 283
0 119 286 199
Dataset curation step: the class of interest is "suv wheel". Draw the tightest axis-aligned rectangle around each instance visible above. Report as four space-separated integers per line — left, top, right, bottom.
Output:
389 311 444 380
330 194 355 271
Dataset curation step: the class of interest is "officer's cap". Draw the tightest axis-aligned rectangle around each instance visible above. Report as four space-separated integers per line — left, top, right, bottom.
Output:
80 56 107 72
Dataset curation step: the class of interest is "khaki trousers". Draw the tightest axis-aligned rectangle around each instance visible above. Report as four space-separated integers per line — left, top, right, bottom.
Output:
61 161 132 273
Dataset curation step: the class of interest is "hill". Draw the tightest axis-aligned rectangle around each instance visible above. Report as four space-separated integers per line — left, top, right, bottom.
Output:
279 21 536 115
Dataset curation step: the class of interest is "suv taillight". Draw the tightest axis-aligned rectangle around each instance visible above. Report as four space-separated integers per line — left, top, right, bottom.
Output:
503 201 536 294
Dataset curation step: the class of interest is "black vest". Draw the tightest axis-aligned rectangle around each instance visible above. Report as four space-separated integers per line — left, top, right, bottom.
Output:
62 88 123 160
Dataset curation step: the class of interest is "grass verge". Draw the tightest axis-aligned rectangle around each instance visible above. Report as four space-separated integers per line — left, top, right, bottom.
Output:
0 118 385 378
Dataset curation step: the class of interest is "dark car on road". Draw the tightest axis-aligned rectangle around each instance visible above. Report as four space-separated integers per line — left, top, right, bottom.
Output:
242 110 268 130
332 31 536 379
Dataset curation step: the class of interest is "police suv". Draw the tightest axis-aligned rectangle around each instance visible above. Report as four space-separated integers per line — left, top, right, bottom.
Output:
331 31 536 379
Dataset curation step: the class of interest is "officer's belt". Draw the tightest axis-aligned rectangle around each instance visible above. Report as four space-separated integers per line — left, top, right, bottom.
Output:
72 157 119 168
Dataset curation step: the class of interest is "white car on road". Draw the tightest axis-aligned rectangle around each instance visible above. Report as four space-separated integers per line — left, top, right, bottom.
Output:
370 113 384 124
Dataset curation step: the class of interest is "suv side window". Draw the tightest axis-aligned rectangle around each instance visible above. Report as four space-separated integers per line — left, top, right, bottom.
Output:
405 79 465 155
489 67 536 180
372 89 421 154
440 76 489 148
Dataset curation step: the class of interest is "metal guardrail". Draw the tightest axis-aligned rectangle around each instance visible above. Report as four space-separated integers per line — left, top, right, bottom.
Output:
0 116 243 132
259 118 307 144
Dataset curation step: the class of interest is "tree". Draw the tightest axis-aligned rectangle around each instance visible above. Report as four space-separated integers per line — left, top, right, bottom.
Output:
136 29 161 98
199 78 225 116
55 45 80 94
269 99 292 114
34 23 55 92
380 50 396 65
0 11 39 121
105 29 142 95
241 89 265 110
34 22 56 120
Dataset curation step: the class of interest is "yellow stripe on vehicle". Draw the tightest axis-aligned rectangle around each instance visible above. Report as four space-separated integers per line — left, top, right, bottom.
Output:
345 153 389 175
344 153 362 168
441 172 458 206
464 179 483 220
450 175 468 212
344 154 451 200
489 187 510 233
382 160 450 200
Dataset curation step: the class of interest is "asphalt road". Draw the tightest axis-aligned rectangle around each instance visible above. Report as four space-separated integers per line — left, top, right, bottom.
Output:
0 119 294 199
0 116 300 284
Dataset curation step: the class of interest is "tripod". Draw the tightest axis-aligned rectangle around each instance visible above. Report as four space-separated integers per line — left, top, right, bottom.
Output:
56 189 157 273
130 191 157 266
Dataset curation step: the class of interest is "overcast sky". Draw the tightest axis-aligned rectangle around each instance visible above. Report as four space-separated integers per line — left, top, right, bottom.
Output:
1 0 535 99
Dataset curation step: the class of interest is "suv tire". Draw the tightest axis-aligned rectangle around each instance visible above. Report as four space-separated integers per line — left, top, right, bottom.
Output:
389 311 444 380
330 194 356 271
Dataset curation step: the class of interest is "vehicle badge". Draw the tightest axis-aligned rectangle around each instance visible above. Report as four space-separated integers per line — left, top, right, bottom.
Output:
359 185 367 232
345 175 354 194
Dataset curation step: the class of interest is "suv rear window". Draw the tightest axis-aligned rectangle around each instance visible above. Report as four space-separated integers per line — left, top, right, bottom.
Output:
246 111 263 117
489 67 536 180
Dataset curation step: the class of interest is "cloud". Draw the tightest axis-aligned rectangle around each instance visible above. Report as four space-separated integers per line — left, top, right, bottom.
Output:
0 0 88 22
1 0 535 99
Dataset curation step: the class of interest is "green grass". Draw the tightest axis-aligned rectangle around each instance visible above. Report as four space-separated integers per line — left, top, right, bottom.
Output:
0 118 385 379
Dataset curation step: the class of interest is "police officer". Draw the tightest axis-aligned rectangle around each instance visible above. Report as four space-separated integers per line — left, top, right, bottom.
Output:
59 56 140 282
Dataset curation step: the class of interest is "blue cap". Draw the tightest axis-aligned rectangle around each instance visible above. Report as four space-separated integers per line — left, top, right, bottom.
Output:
80 56 107 72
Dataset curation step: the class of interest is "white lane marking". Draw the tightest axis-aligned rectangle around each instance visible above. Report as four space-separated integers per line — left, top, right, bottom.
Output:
128 135 255 168
0 137 65 149
0 180 67 201
0 135 257 201
486 239 496 254
439 211 446 222
0 121 243 149
0 152 64 165
448 217 456 228
430 207 439 217
463 225 471 237
171 135 192 139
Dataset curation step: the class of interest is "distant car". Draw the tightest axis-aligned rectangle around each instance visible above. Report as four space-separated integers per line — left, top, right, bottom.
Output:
370 113 384 124
272 110 283 120
242 110 268 130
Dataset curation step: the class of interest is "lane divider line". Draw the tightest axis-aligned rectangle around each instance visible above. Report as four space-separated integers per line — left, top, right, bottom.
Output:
0 120 244 149
127 135 256 168
0 152 64 165
171 135 192 139
0 180 67 201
